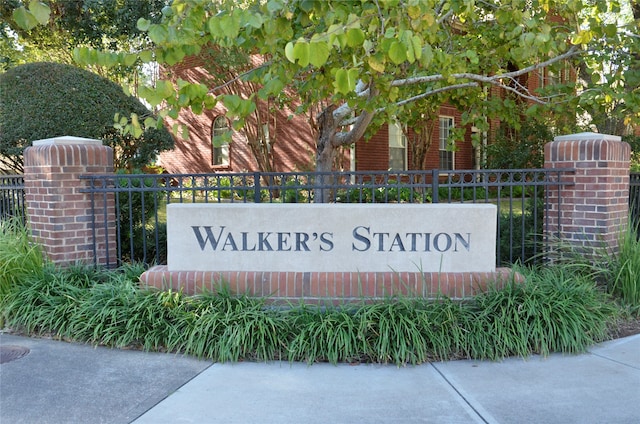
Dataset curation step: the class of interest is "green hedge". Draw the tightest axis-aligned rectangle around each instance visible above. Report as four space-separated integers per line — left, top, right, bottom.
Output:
1 263 617 364
0 62 173 171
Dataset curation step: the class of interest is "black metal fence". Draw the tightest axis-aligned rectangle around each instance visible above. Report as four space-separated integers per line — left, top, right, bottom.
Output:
631 173 640 228
78 169 575 268
5 167 640 267
0 175 26 224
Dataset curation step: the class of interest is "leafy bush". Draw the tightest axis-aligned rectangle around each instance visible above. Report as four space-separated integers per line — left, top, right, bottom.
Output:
624 135 640 172
0 218 44 327
498 197 544 265
603 226 640 308
472 267 615 357
484 120 553 169
335 181 429 203
283 178 311 203
0 62 174 172
0 218 44 305
1 260 619 365
116 172 167 264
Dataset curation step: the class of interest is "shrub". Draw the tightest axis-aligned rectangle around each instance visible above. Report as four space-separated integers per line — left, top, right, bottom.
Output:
471 266 615 357
624 135 640 172
0 223 620 364
115 172 168 265
483 120 553 169
0 62 174 172
0 261 618 365
498 197 544 265
0 219 44 307
604 226 640 307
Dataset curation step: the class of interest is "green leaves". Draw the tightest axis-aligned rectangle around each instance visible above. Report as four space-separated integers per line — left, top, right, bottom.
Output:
136 18 151 32
285 39 331 68
12 1 50 30
208 12 242 40
388 41 407 65
382 29 422 65
148 24 169 44
0 254 620 364
308 42 331 68
285 39 310 66
74 47 141 69
346 28 365 47
222 94 256 118
334 68 360 95
60 0 640 159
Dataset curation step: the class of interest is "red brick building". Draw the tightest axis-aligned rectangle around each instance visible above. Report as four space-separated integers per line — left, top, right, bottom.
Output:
157 54 561 174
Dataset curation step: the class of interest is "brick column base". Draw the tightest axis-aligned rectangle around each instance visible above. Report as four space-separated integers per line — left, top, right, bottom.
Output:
140 266 524 302
23 136 116 266
544 132 630 258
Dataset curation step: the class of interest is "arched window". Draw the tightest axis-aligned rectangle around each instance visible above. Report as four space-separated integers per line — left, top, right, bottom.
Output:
211 116 230 166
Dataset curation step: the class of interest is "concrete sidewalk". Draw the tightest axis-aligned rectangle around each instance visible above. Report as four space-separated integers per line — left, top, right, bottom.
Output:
1 332 639 424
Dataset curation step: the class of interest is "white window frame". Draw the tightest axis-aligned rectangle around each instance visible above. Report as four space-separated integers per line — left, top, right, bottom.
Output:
388 121 408 171
211 116 230 167
439 116 455 170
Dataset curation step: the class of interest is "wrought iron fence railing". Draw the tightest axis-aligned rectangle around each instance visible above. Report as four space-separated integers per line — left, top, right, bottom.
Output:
79 169 575 268
6 169 640 268
630 172 640 228
0 175 26 224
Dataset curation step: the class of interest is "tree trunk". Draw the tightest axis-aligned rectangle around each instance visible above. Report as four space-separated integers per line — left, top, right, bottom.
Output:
313 86 377 202
315 105 337 202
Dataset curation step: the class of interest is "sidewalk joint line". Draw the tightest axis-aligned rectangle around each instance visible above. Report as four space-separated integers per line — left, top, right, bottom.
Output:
590 352 640 371
429 363 490 424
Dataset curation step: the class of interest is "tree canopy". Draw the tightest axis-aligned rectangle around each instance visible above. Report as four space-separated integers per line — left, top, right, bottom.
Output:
21 0 640 178
0 62 174 172
0 0 167 85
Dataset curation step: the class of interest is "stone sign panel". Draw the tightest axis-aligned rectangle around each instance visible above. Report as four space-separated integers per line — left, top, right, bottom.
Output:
167 203 497 273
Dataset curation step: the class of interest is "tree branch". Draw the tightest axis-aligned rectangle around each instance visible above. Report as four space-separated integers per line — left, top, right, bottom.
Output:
390 46 582 88
334 86 378 146
207 61 271 94
395 82 480 108
331 46 584 139
332 80 369 123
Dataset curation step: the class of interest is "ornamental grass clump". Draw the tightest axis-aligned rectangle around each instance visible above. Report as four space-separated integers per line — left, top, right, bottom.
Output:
287 304 363 364
1 264 617 365
605 226 640 308
177 289 290 362
0 242 620 365
543 225 640 309
0 219 44 305
472 267 615 358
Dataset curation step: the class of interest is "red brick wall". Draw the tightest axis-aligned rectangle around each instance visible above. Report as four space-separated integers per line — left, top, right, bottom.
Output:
356 106 476 171
544 133 630 256
23 139 117 266
141 266 522 301
158 55 317 173
355 125 390 170
161 58 483 173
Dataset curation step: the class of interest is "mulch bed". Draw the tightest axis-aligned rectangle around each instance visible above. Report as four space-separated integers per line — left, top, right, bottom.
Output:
610 316 640 339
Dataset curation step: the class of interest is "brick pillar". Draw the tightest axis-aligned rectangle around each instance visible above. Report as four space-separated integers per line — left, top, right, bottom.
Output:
544 132 630 257
23 136 116 266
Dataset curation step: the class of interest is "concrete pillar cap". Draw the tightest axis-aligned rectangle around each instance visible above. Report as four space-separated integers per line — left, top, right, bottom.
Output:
553 132 621 142
32 136 102 146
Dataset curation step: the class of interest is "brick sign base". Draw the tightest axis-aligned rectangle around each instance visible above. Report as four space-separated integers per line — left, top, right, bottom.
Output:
140 266 523 302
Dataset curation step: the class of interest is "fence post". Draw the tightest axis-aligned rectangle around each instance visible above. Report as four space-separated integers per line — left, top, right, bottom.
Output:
23 136 116 266
253 171 261 203
431 169 439 203
544 132 630 258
